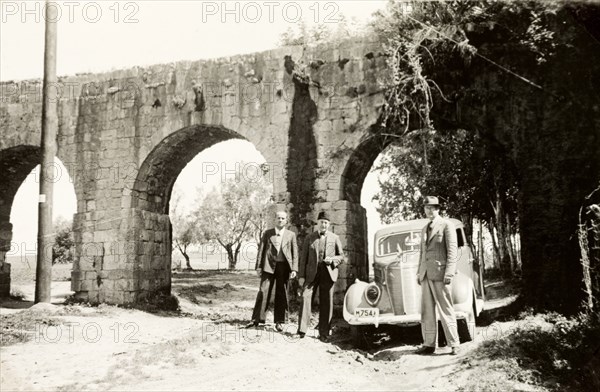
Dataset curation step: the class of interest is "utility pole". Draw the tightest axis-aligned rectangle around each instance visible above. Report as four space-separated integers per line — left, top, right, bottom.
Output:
35 0 58 303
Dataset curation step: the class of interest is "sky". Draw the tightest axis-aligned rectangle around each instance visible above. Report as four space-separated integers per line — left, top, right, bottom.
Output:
3 0 389 256
1 0 388 81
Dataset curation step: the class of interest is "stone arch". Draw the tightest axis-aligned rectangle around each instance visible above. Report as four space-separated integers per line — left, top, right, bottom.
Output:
130 125 270 297
70 124 271 303
130 125 246 215
337 133 393 282
0 145 78 296
341 133 393 204
0 146 41 295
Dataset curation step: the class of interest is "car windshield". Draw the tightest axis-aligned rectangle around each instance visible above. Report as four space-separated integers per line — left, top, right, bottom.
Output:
377 231 422 256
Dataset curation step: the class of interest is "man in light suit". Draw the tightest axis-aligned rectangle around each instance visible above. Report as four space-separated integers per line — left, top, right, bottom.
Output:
246 211 298 331
297 211 345 342
415 196 460 355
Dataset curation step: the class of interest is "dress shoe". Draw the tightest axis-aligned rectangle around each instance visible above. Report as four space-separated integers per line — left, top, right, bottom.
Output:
450 346 460 355
415 346 435 355
275 323 283 332
297 332 306 338
244 321 259 329
318 335 330 343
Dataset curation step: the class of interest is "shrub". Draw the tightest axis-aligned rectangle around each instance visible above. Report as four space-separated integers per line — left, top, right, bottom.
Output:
471 312 600 391
133 291 180 313
52 219 74 265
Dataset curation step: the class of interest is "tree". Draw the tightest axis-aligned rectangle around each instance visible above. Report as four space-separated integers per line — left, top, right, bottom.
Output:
52 217 74 265
196 174 273 270
374 127 520 275
278 14 366 47
371 1 600 313
170 186 199 270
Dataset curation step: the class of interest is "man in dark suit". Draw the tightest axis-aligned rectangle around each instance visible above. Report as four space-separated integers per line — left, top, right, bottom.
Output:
297 211 345 342
415 196 460 355
247 211 298 331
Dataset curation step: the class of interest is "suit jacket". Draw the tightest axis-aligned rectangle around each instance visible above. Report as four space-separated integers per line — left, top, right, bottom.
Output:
417 216 458 282
299 231 345 284
256 228 298 274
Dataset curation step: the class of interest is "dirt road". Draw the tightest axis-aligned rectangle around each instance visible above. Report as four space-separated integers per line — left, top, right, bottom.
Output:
0 271 518 391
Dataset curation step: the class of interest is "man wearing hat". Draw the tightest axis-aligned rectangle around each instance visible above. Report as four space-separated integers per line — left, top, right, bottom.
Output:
415 196 460 355
297 211 345 341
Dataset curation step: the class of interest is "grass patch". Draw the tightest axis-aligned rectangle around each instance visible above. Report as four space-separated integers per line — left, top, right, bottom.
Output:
131 291 180 313
0 311 61 346
64 292 178 314
460 312 600 391
178 283 237 305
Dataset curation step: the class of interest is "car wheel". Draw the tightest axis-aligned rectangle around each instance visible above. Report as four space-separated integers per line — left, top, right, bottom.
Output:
351 325 373 350
457 304 476 343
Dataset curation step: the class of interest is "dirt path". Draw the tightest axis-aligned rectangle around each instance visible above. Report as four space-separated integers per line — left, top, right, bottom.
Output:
1 272 518 391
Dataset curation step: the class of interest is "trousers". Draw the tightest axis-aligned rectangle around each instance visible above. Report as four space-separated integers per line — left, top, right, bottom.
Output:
298 263 334 337
421 277 460 347
251 261 290 323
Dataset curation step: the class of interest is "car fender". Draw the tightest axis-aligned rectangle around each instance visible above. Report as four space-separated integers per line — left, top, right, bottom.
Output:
452 276 475 316
452 269 473 306
343 279 370 322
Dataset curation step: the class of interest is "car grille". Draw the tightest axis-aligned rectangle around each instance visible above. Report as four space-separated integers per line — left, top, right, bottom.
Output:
386 252 421 315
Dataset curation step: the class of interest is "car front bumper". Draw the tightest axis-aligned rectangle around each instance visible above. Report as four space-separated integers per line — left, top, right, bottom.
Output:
344 310 470 327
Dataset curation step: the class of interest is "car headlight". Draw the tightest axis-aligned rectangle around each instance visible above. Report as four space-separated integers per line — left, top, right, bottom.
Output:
364 283 381 306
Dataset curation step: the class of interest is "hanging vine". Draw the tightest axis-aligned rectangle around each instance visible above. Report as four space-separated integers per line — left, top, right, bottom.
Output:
375 1 479 141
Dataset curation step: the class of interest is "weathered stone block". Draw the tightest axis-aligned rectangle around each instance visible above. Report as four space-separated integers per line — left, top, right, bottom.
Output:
332 200 350 210
140 230 152 242
78 258 95 270
99 279 115 291
115 279 133 291
82 231 94 243
102 254 120 270
80 279 94 291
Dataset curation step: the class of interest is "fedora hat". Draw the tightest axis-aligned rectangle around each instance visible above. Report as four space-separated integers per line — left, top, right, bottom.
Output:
317 211 330 221
423 196 440 206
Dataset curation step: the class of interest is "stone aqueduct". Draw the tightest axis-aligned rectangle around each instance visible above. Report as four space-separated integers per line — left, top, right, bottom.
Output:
0 39 392 303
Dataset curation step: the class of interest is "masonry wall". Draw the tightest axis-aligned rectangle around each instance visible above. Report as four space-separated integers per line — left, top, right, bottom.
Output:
0 36 390 304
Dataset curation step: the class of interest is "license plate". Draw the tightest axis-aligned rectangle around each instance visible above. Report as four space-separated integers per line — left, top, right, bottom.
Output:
354 308 379 318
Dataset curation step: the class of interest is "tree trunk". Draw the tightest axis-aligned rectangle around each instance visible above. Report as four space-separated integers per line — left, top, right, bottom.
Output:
478 220 485 269
183 252 192 270
504 214 516 275
175 242 193 270
489 218 500 271
462 214 476 250
581 203 600 312
591 210 600 310
234 242 242 270
225 244 236 270
494 197 512 276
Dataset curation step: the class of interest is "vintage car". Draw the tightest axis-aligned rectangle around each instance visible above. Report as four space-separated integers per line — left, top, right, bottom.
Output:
343 218 485 346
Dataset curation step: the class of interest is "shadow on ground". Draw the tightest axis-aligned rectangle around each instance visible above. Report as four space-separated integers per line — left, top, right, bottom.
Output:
0 297 34 310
